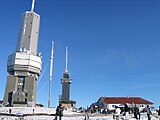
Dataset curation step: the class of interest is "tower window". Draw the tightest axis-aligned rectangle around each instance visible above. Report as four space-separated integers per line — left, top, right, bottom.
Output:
17 98 19 101
25 93 28 97
18 83 23 86
18 77 25 91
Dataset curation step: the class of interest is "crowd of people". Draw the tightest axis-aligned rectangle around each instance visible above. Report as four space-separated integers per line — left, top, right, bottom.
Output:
113 104 160 120
86 103 160 120
44 104 160 120
7 103 160 120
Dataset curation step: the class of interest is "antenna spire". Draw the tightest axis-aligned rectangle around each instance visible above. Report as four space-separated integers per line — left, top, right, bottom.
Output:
31 0 36 12
65 47 68 72
48 41 54 108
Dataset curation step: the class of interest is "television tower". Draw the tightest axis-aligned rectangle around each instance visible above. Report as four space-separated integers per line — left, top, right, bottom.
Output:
3 0 42 107
61 47 71 101
59 47 76 109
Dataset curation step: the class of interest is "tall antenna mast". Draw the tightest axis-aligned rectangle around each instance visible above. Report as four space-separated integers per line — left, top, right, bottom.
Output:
65 47 68 72
48 41 54 108
31 0 36 12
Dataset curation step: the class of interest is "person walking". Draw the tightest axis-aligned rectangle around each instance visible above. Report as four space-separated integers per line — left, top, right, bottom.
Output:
134 105 141 120
55 103 64 120
114 106 121 120
9 108 11 114
134 105 138 119
158 106 160 120
124 103 129 120
137 107 140 120
146 105 152 120
84 109 89 120
33 108 35 114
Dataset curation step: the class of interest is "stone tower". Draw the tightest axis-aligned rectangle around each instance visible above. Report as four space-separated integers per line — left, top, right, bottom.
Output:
3 0 42 107
59 47 76 109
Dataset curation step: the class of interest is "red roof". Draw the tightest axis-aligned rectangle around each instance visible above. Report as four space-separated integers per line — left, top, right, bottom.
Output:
102 97 153 104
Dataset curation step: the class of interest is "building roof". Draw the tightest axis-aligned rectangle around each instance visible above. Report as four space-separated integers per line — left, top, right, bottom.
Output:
101 97 153 104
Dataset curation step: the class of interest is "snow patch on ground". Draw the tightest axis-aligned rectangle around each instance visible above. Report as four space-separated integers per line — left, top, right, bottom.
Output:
0 107 158 120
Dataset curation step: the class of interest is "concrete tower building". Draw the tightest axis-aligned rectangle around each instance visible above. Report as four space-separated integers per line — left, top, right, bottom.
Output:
3 0 42 107
60 47 76 109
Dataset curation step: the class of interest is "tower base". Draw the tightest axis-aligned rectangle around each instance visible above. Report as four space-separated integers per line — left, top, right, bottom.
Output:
59 100 76 109
3 75 37 107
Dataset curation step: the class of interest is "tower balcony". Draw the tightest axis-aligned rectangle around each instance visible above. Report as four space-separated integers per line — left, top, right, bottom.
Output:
7 51 42 76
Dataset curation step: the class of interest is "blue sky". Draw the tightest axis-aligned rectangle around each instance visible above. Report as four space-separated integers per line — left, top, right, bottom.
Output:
0 0 160 108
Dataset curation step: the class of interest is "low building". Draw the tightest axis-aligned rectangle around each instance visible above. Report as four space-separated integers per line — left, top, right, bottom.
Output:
96 97 153 111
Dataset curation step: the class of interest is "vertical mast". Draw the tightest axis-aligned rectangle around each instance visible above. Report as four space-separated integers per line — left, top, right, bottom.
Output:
31 0 36 12
48 41 54 108
65 47 68 72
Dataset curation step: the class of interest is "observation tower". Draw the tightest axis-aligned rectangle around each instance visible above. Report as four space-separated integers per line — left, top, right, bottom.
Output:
3 0 42 107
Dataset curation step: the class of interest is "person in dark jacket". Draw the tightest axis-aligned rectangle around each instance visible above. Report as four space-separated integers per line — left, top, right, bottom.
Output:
146 105 152 120
84 109 89 120
134 105 138 119
55 103 64 120
137 107 140 120
9 108 12 114
124 103 129 120
158 106 160 120
134 105 140 120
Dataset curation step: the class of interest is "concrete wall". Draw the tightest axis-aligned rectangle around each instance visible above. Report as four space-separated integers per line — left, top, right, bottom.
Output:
24 76 37 106
62 82 70 101
3 75 18 106
61 72 71 102
3 75 37 107
16 12 40 54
